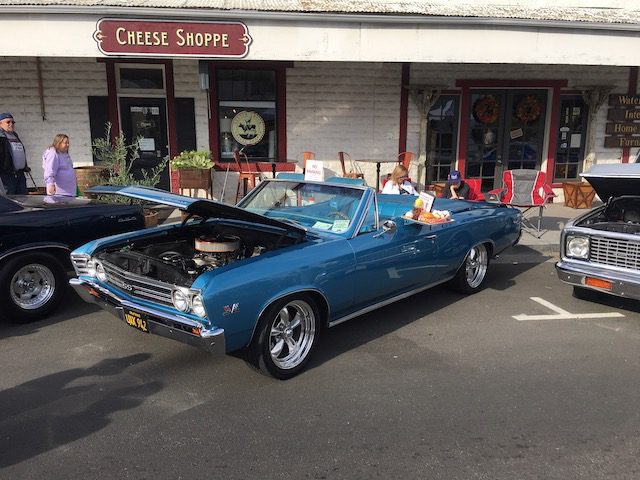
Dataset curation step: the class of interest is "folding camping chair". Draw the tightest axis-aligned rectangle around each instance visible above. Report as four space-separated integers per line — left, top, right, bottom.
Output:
488 169 556 238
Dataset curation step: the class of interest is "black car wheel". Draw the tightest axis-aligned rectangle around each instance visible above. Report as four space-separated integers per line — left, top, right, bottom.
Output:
0 253 67 323
448 243 489 294
247 294 320 380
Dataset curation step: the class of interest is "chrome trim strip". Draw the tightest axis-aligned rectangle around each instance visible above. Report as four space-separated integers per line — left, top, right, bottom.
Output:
0 243 69 262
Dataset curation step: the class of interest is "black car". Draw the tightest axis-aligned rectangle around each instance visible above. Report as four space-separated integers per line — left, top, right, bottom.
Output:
0 194 144 323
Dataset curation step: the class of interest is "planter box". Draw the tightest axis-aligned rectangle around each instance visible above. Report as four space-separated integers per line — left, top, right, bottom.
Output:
175 168 212 198
562 181 595 209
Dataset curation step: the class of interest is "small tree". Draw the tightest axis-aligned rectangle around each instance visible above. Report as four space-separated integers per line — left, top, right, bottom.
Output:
92 123 168 204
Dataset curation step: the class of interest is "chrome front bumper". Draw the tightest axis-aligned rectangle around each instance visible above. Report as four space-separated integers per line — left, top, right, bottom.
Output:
555 260 640 301
70 278 226 356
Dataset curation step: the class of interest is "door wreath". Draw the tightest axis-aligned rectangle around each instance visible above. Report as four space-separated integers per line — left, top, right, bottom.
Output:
516 95 541 123
473 96 499 125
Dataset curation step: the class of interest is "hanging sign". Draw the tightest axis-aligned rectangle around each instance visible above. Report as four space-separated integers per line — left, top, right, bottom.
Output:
604 93 640 148
94 19 252 57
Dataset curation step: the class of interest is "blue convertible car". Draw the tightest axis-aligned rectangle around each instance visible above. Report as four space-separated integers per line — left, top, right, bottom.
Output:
70 178 521 379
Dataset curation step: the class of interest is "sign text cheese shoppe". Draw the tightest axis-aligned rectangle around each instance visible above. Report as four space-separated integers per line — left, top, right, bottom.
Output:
94 19 252 57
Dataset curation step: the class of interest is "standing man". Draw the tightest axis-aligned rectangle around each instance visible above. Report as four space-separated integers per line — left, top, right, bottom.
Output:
0 113 30 195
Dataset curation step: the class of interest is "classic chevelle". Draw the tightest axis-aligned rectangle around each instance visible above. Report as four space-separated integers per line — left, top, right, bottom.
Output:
556 163 640 301
70 178 521 379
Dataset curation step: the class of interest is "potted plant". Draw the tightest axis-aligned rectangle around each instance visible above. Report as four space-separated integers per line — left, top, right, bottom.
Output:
170 150 214 195
92 123 169 227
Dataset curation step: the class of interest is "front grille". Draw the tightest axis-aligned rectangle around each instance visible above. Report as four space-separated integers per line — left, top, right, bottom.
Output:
101 261 174 307
71 253 91 276
590 236 640 270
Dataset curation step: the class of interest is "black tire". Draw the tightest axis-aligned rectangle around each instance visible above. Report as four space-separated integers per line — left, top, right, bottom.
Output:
448 243 489 294
0 252 67 323
247 294 320 380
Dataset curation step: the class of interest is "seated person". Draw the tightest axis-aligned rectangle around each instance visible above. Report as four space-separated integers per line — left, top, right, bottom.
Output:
442 170 470 200
381 165 418 195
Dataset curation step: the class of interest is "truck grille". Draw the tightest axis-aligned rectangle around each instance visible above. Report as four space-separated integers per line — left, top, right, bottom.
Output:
590 236 640 270
101 261 174 307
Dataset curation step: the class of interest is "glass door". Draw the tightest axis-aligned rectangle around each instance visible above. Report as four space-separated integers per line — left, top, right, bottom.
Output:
119 97 170 190
466 89 547 190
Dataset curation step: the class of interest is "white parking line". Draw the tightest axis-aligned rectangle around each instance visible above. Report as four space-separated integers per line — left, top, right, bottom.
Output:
513 297 625 321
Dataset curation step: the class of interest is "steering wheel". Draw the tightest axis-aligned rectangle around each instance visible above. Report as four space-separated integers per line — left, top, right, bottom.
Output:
327 210 349 221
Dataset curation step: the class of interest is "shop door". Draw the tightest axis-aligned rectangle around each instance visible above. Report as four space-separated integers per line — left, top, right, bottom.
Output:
466 89 547 190
120 97 170 190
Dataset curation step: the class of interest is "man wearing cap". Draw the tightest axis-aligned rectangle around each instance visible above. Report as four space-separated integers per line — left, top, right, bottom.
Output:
442 170 470 200
0 113 30 195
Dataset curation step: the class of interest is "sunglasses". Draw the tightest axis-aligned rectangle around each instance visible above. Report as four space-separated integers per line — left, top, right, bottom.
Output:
2 120 15 124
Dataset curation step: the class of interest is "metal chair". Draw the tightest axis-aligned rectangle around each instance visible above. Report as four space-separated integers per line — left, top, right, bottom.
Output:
233 149 263 202
488 169 556 237
397 151 414 169
302 151 315 174
338 151 364 180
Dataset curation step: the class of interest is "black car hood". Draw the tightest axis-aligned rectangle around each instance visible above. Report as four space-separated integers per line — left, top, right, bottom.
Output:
581 163 640 203
88 185 307 237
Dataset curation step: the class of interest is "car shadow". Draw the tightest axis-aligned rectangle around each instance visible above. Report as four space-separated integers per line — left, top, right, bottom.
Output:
306 258 544 374
0 353 161 467
574 289 640 314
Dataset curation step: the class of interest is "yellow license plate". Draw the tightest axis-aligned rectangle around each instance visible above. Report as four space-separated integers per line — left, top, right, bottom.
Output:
124 309 149 333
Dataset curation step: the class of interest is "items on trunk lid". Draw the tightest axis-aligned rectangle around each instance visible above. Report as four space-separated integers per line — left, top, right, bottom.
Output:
405 194 452 224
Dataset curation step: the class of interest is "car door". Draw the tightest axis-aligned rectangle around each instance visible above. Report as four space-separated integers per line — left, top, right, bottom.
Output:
347 215 439 311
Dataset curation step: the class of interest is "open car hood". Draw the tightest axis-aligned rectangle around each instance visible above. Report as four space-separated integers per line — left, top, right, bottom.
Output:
581 163 640 203
88 185 306 237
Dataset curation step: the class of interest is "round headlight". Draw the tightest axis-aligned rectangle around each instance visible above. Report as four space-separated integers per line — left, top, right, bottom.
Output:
567 236 589 259
95 261 107 282
87 259 97 278
172 289 190 312
191 294 206 318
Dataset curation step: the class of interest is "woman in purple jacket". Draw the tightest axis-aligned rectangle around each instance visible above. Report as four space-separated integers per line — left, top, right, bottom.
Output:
42 134 77 196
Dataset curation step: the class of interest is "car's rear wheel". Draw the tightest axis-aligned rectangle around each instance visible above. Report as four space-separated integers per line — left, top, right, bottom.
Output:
448 243 489 294
0 253 67 323
247 294 319 380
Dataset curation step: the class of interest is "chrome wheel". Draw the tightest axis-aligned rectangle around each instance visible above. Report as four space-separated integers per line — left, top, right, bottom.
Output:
268 299 317 371
10 263 56 310
465 244 489 289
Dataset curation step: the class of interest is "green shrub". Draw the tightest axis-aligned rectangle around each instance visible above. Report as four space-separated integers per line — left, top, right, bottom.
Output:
170 150 213 170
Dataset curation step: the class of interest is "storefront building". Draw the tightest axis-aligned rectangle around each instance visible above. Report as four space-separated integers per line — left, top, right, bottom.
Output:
1 1 639 200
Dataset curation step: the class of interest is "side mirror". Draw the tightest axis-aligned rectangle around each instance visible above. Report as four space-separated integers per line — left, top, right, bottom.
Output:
374 219 396 238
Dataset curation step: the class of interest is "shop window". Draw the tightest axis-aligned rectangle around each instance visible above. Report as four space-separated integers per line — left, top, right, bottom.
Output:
117 66 165 91
427 95 459 182
554 96 587 181
217 69 277 161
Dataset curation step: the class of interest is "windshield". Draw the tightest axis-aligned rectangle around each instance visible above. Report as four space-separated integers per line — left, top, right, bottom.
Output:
240 181 365 233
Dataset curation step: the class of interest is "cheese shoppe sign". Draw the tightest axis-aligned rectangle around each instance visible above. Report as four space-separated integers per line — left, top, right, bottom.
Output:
94 19 252 57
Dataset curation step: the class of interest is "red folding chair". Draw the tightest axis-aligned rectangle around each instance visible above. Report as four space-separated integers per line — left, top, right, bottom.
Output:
488 169 556 237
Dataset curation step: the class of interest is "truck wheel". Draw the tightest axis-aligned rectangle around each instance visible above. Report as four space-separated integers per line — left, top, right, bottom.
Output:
247 295 320 380
0 253 67 323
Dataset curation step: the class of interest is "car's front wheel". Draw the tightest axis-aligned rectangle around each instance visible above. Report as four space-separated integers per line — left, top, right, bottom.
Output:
448 243 489 294
247 294 320 380
0 253 67 323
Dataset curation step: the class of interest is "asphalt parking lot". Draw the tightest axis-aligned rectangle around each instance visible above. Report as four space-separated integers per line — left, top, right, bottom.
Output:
2 247 640 480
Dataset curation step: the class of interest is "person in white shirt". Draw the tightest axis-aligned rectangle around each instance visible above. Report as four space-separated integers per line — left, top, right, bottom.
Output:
381 164 418 195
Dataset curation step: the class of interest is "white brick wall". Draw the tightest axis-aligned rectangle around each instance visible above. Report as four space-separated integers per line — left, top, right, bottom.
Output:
1 57 634 195
286 61 403 183
0 56 106 185
172 59 210 152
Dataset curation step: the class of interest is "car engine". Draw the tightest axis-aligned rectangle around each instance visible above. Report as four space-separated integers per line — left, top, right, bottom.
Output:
578 196 640 234
94 224 299 285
